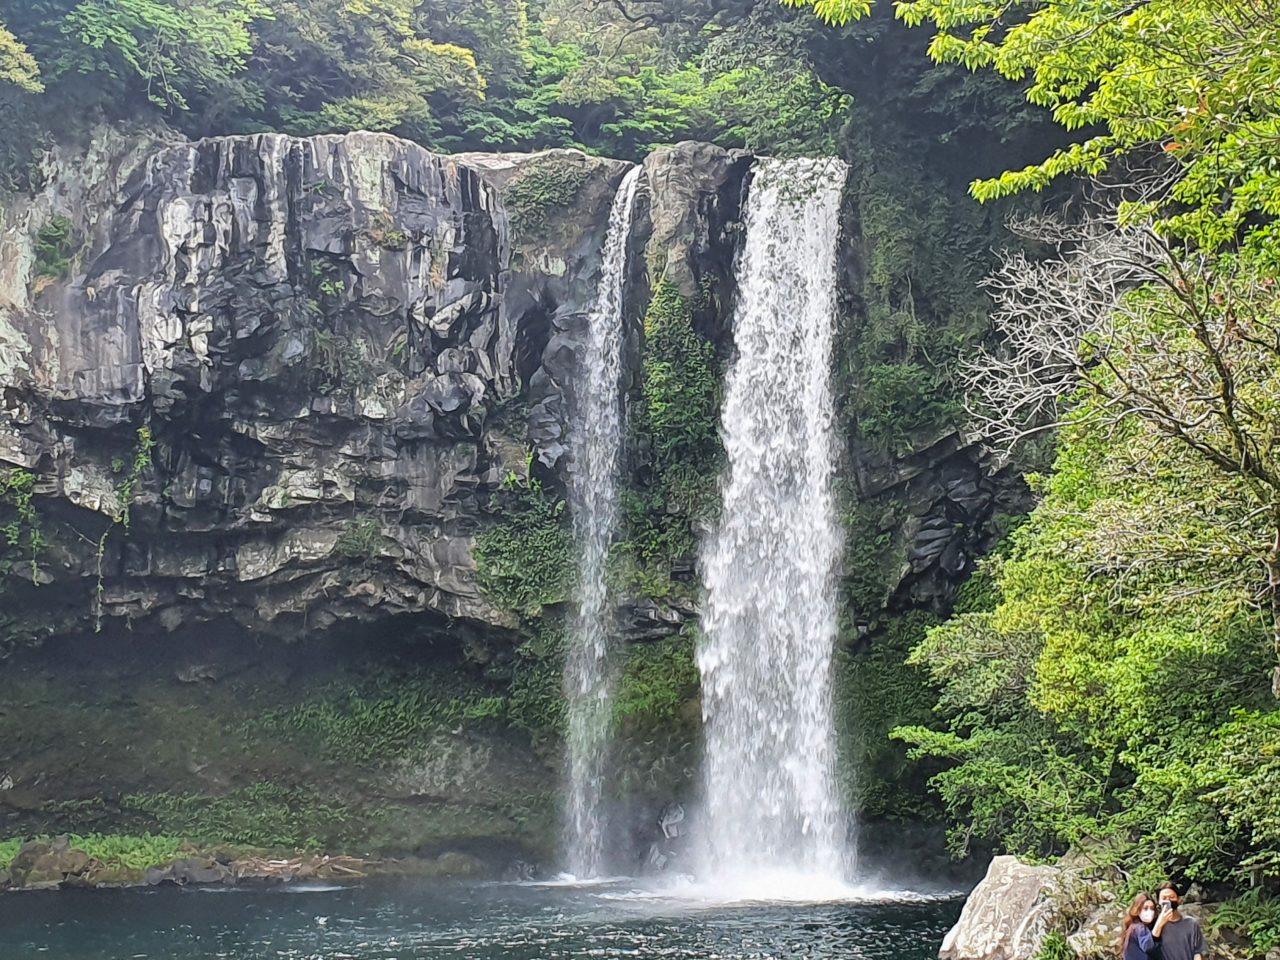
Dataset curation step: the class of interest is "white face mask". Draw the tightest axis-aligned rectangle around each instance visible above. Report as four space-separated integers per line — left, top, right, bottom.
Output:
1140 909 1156 923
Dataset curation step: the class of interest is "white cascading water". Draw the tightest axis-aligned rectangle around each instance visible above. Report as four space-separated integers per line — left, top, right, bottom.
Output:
563 164 643 879
697 157 851 893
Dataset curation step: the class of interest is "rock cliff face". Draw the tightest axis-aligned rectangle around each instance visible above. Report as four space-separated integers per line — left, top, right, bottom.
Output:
0 133 643 639
0 127 1018 644
0 129 1026 867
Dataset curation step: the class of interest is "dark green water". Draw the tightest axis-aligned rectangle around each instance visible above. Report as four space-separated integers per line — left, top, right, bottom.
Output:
0 879 961 960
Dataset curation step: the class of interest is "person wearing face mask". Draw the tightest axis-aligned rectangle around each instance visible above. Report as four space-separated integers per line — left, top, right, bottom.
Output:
1153 882 1207 960
1121 893 1162 960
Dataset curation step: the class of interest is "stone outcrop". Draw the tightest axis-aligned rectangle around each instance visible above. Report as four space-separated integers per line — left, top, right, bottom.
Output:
0 836 497 889
0 127 1020 643
942 854 1237 960
639 140 751 299
941 855 1066 960
854 431 1032 618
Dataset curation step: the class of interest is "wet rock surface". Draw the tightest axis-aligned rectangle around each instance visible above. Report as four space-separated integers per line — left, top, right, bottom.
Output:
941 853 1245 960
0 128 1007 646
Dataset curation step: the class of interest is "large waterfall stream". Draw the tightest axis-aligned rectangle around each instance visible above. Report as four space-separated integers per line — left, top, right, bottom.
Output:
697 157 851 890
563 164 643 879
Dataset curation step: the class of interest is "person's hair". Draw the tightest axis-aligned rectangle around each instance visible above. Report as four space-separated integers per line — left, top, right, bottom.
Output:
1158 882 1180 901
1120 893 1156 956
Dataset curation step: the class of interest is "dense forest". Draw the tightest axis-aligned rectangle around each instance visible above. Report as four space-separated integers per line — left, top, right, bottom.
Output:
0 0 853 178
3 0 1280 947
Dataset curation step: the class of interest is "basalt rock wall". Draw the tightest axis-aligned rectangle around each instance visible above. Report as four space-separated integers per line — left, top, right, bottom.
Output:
0 129 1025 870
1 132 638 640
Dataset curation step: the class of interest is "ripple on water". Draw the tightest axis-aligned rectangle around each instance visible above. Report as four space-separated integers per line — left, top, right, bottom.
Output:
0 877 963 960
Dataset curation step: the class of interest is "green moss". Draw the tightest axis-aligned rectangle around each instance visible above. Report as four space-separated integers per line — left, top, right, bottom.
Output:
0 651 554 857
69 833 184 869
613 633 699 729
311 328 375 395
838 496 904 624
0 467 43 582
640 281 721 469
367 214 408 250
335 516 384 559
0 833 184 870
474 473 574 615
836 610 942 820
506 653 565 737
122 785 354 850
0 837 21 869
34 215 77 280
1034 931 1076 960
856 362 960 456
620 279 723 588
504 161 592 236
261 666 499 764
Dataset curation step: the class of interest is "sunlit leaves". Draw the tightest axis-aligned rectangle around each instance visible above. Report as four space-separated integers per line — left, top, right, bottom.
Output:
63 0 270 110
787 0 1280 248
0 19 42 92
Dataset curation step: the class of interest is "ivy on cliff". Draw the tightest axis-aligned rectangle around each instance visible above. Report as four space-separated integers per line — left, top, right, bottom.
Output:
503 159 593 236
473 470 573 617
619 278 723 592
613 632 699 730
0 467 43 582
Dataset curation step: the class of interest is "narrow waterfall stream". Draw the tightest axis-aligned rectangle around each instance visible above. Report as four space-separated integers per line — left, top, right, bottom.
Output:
697 157 851 889
563 164 643 879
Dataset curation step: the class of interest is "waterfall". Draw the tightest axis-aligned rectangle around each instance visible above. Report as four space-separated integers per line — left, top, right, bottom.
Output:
697 157 851 887
563 164 643 879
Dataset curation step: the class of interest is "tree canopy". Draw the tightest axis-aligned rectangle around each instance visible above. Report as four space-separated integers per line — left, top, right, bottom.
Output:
0 0 849 167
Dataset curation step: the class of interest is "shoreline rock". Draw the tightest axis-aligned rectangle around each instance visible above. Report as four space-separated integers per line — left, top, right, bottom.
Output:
941 854 1254 960
0 837 499 892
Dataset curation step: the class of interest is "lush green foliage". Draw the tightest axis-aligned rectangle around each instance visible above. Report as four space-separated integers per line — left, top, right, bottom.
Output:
619 279 722 590
816 7 1060 456
613 633 699 729
0 0 847 181
265 667 498 762
33 215 76 278
67 832 184 869
0 468 44 581
0 18 40 91
124 785 351 848
505 640 567 737
334 516 385 560
0 833 184 869
1207 889 1280 955
792 0 1280 251
473 471 573 615
0 836 22 868
894 411 1279 878
836 610 941 819
503 158 591 235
